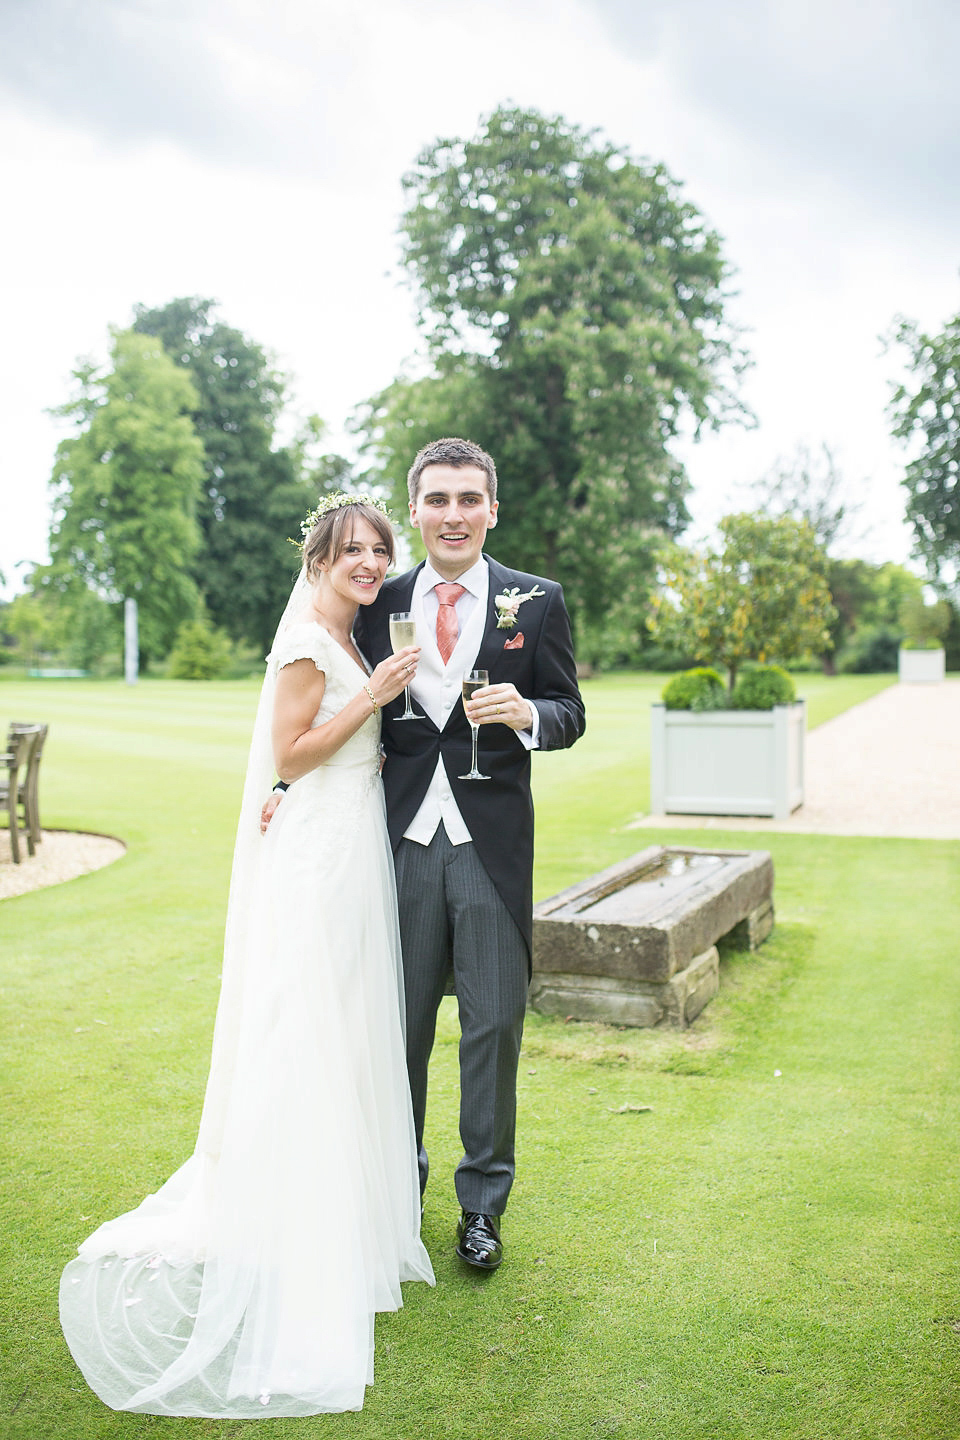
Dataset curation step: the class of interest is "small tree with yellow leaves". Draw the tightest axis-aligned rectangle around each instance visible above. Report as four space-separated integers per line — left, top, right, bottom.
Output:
649 512 837 692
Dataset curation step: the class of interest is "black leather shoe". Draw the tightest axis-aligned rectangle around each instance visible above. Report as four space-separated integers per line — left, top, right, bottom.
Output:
456 1211 503 1270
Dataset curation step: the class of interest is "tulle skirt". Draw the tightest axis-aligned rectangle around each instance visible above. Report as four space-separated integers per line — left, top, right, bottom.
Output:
59 759 433 1416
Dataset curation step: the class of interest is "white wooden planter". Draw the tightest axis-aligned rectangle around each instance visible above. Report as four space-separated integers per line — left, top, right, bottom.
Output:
650 701 805 820
898 647 945 683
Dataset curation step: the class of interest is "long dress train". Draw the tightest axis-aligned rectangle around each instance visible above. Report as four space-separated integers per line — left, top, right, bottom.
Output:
59 621 434 1417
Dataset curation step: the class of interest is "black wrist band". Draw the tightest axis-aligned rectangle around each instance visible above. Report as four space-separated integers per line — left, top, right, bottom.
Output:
273 781 289 793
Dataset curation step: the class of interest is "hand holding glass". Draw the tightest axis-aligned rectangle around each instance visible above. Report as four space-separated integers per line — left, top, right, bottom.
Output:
459 669 491 780
389 613 421 720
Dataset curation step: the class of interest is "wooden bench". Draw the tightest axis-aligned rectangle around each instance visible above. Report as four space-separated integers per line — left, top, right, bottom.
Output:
1 723 48 863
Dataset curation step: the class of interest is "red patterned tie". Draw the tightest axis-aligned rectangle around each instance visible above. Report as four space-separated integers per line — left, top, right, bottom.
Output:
435 582 466 664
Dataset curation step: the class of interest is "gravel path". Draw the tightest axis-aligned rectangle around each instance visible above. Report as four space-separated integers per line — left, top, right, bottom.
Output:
0 830 125 900
633 679 960 840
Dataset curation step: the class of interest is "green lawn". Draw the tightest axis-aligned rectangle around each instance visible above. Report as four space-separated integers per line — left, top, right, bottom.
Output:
2 671 956 1439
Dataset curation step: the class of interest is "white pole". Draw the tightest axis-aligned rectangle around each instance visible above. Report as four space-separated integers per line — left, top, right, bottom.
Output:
124 597 139 685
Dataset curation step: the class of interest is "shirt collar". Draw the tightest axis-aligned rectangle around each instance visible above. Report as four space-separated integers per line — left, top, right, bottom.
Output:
421 555 488 600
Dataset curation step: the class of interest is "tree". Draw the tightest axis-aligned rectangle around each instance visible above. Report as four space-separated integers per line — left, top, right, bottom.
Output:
168 610 232 679
3 588 61 666
824 557 921 663
898 592 951 647
751 442 863 554
133 298 316 650
751 444 919 671
888 309 960 583
5 556 126 673
358 106 749 662
47 329 205 664
649 513 837 690
288 414 361 512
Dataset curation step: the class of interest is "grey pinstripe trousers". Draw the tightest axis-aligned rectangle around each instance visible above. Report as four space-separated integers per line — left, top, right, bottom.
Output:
394 828 529 1216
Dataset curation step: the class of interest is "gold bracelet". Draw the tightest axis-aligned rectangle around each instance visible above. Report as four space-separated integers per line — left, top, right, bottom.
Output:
363 683 379 715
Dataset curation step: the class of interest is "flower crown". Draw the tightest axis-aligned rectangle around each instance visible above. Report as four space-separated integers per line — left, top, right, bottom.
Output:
300 491 391 538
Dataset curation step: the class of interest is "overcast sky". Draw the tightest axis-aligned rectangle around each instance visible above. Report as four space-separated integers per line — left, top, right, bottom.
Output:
2 0 958 598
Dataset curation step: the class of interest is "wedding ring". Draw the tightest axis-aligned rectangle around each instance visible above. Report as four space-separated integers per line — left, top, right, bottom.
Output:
496 704 502 714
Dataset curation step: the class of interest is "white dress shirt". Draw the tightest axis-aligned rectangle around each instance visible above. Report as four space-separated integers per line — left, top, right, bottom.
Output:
403 557 539 847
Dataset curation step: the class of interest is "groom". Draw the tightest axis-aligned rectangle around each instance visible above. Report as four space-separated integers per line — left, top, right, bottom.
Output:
354 437 585 1271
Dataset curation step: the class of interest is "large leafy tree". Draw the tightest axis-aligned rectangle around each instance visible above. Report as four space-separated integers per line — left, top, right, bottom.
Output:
889 309 960 584
133 298 314 649
358 106 749 661
649 513 836 691
47 328 205 663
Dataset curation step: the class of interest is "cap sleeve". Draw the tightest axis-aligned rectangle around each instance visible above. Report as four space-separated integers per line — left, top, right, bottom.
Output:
270 621 333 676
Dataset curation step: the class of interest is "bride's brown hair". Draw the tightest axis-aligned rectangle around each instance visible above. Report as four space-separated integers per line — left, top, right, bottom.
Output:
303 503 395 579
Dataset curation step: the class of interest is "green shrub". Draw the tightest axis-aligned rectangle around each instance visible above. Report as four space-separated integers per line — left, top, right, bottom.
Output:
636 642 699 673
168 616 231 680
661 667 726 710
898 594 950 648
837 624 901 674
730 664 796 709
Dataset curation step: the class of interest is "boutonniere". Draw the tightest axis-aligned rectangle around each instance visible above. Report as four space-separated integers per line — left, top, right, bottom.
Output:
494 584 546 630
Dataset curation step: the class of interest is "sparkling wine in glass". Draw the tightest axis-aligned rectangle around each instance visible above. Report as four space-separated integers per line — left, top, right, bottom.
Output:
389 612 421 720
459 669 491 780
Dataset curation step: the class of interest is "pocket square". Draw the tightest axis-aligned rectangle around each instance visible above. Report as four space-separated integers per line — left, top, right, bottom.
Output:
503 632 524 650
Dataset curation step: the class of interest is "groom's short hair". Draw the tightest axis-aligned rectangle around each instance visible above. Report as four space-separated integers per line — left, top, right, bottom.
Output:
407 437 498 504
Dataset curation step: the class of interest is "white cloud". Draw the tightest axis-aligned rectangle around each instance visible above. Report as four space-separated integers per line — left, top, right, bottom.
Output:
587 0 960 228
1 0 957 596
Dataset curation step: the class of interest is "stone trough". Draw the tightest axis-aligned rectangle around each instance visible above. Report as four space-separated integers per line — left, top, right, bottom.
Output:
529 845 773 1029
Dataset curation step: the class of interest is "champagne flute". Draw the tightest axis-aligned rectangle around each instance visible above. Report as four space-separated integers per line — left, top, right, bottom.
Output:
459 669 491 780
389 612 421 720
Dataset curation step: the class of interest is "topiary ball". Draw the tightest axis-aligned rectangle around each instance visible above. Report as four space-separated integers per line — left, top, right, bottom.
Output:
730 664 796 710
661 667 726 710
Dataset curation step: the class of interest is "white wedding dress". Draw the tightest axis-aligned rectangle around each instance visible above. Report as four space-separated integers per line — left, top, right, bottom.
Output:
59 619 434 1417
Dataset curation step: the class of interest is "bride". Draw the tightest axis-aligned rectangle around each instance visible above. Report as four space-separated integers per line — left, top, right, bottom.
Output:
59 495 435 1417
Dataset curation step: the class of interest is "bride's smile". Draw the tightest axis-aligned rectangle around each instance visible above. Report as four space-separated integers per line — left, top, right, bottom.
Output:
320 517 391 610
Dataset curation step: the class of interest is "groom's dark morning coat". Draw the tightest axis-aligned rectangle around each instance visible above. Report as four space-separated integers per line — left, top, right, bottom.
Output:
355 556 585 958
